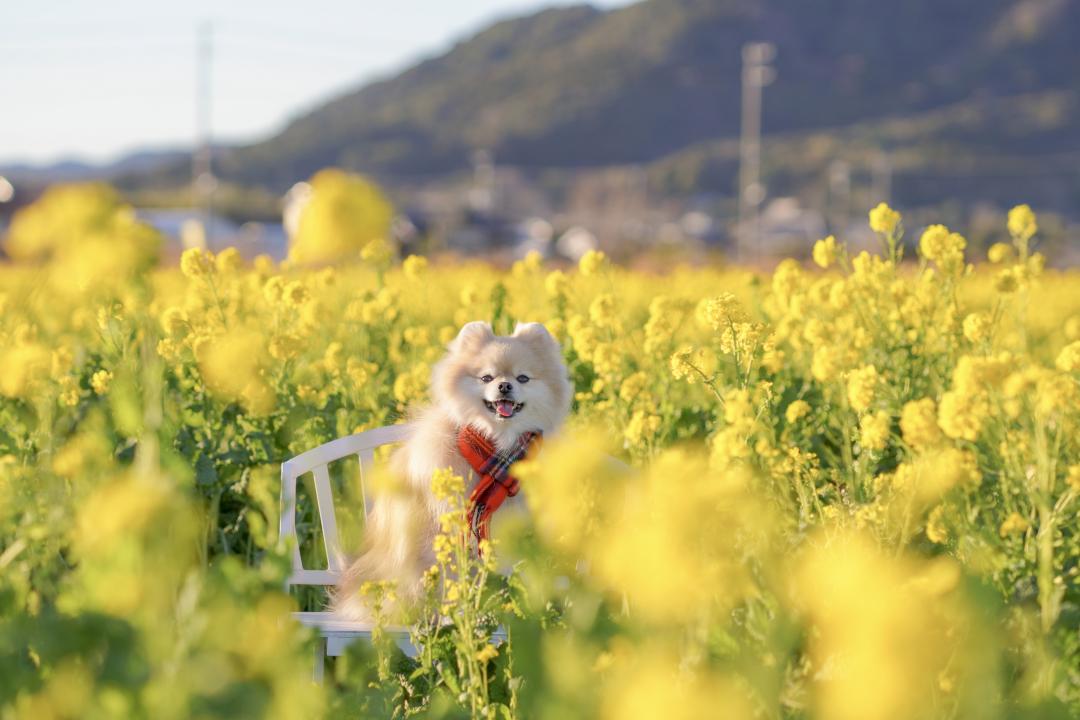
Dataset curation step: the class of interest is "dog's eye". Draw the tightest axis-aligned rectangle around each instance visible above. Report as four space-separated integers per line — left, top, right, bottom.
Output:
480 374 494 383
516 375 529 383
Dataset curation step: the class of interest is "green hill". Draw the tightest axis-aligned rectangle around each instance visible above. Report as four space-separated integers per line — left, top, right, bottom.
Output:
144 0 1080 211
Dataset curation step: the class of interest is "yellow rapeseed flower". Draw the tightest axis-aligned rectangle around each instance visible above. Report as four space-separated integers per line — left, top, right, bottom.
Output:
722 387 754 426
962 312 990 344
624 410 662 447
771 259 805 306
859 410 890 451
785 399 811 423
402 254 428 280
1066 465 1080 493
160 307 188 337
999 512 1029 537
994 267 1020 294
361 237 394 267
669 347 696 383
847 365 878 413
851 250 889 283
1007 204 1037 243
214 246 242 273
812 235 838 268
0 343 50 399
593 449 761 622
544 270 569 298
900 398 940 450
198 329 275 415
938 390 987 442
919 225 966 272
475 644 498 664
392 363 429 406
1033 370 1076 418
516 429 612 554
952 354 1010 395
926 505 948 544
868 202 900 235
58 375 80 406
591 343 621 376
262 275 286 304
282 281 309 308
600 649 754 720
793 531 971 720
402 326 430 348
90 370 112 395
811 345 843 383
180 247 213 279
459 283 481 306
51 347 73 376
431 467 465 503
933 447 981 492
289 169 394 264
987 242 1013 264
1056 341 1080 372
618 372 649 404
589 293 617 328
578 249 607 276
252 253 275 275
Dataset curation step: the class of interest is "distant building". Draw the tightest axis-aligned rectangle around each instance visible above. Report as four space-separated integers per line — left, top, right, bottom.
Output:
556 226 598 261
756 198 826 256
137 208 287 261
283 182 313 240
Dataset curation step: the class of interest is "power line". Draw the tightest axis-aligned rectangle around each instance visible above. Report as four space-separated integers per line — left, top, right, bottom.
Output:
0 19 385 48
217 18 387 49
193 22 215 244
0 41 382 67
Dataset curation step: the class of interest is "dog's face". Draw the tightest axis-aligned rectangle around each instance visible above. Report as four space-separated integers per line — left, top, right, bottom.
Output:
432 321 572 443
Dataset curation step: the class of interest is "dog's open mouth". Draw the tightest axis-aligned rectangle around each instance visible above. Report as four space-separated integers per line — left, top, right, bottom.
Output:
484 399 524 419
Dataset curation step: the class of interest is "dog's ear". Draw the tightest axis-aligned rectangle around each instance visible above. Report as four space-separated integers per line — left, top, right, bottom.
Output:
512 322 559 355
450 321 494 354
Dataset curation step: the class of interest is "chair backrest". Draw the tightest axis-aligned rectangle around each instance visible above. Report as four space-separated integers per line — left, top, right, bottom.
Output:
279 424 411 588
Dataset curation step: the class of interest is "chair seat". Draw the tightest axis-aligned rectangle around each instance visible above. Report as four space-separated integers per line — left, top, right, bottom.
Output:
292 611 506 638
291 611 506 655
292 611 410 636
292 611 416 657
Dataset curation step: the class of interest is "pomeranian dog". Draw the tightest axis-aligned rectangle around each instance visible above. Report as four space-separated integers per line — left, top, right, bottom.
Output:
333 320 572 621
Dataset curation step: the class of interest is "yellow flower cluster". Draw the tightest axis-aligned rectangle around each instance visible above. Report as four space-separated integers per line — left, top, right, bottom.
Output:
846 364 878 413
859 410 891 451
812 234 839 268
869 201 901 236
900 397 941 449
1007 204 1037 243
2 186 1079 719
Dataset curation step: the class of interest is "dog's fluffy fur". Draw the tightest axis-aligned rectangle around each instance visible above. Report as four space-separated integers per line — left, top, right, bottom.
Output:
332 321 572 621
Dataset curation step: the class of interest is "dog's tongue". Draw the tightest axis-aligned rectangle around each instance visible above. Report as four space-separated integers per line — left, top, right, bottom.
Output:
496 400 515 417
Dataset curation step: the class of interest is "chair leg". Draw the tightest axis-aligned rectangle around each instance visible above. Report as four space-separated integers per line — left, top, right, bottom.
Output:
313 636 326 684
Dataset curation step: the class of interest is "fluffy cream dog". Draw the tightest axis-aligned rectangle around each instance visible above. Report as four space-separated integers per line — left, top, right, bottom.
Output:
333 321 572 621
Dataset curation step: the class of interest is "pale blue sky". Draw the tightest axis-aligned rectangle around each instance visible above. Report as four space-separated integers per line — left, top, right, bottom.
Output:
1 0 629 165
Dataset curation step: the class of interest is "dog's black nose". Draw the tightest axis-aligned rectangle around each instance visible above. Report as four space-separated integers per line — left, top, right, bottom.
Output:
498 381 513 395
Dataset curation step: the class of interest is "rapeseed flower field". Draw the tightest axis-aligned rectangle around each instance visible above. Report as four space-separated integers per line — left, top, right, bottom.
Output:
2 183 1079 718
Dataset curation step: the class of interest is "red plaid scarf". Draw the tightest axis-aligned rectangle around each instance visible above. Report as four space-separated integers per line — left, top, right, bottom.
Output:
457 425 541 547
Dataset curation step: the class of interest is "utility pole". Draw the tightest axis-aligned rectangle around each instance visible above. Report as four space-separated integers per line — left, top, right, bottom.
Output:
192 21 215 246
736 42 775 263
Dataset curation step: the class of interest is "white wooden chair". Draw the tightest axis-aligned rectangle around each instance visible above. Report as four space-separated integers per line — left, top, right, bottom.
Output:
280 423 620 681
279 424 416 683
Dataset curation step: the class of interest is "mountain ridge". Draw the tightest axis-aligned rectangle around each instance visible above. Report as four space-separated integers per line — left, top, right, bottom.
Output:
117 0 1080 213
